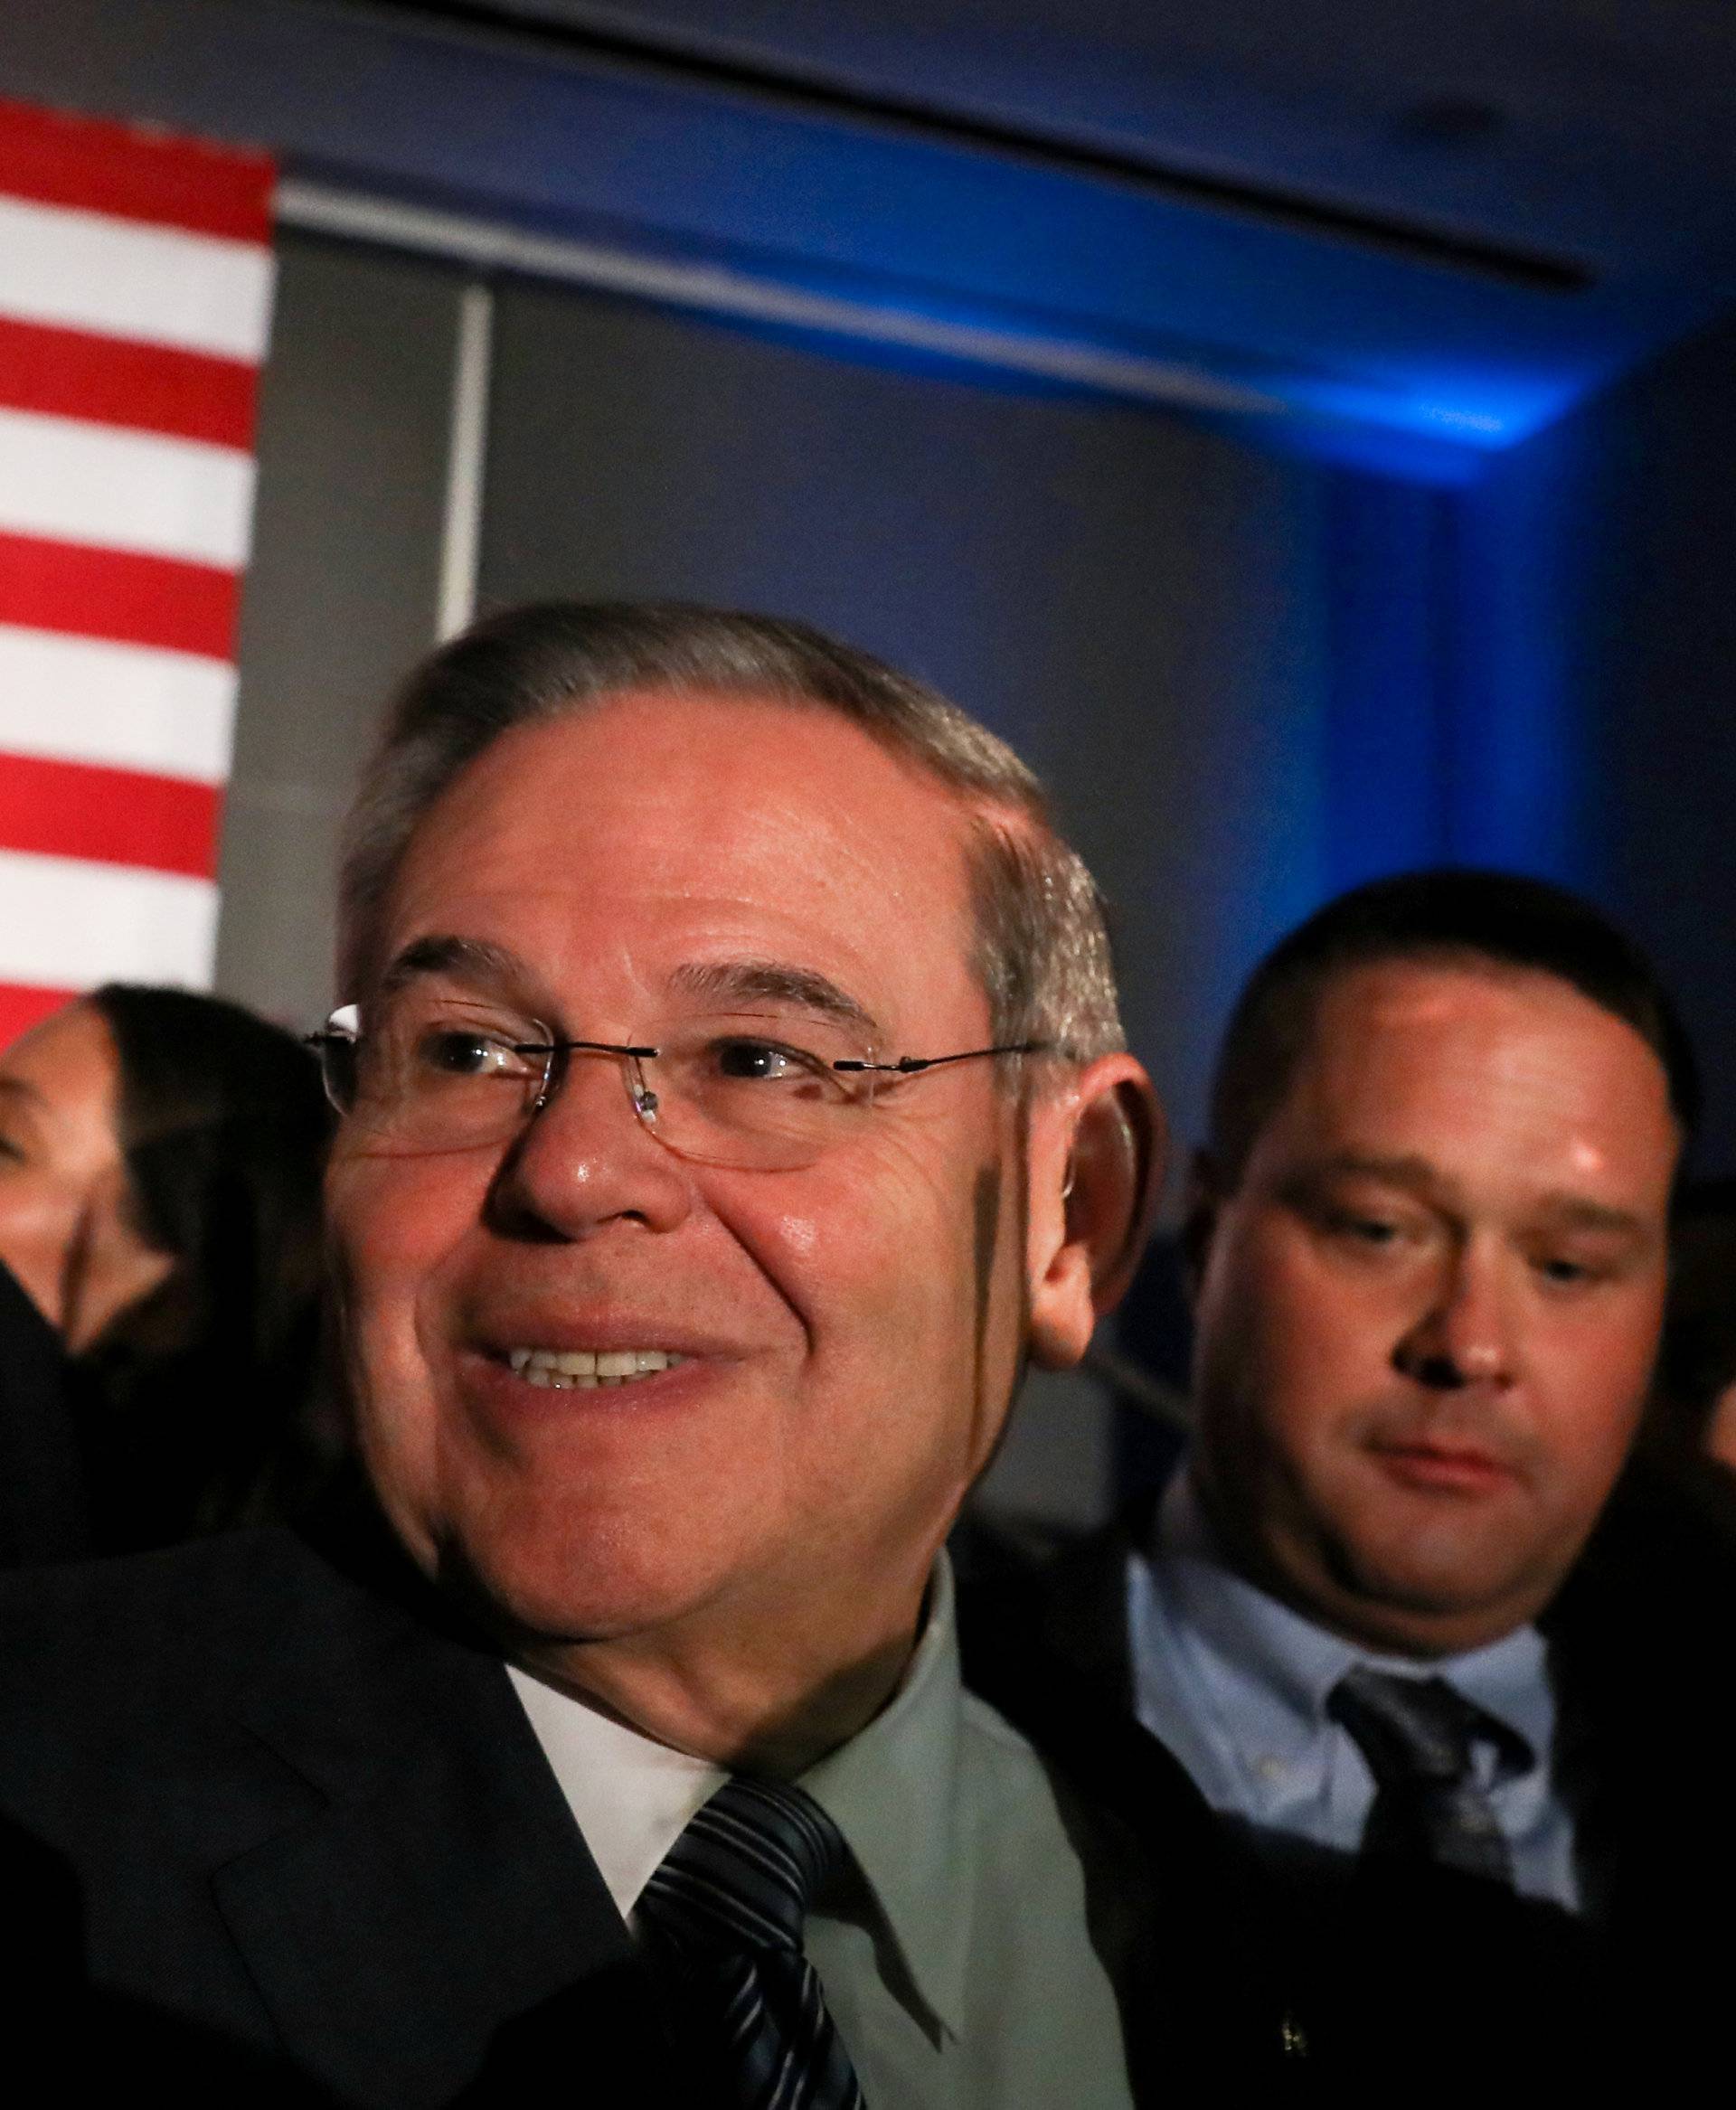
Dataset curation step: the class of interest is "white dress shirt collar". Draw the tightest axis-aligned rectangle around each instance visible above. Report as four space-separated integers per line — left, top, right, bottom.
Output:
505 1661 722 1920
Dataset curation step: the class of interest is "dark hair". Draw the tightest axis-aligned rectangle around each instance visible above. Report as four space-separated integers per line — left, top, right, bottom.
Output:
1207 869 1699 1184
339 600 1125 1062
74 984 335 1550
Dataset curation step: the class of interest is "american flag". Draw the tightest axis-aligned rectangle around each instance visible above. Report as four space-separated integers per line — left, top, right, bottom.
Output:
0 97 274 1045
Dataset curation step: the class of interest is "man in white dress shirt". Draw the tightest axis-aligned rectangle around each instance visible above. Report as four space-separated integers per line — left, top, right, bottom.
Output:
0 602 1185 2105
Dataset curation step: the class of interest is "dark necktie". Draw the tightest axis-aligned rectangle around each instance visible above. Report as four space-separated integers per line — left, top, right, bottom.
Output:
1328 1666 1531 1887
637 1775 868 2110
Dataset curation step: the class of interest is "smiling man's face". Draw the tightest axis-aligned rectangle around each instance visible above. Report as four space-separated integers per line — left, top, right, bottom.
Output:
327 689 1046 1729
1190 958 1679 1657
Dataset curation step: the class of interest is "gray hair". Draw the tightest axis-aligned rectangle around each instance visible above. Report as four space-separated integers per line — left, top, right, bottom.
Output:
338 602 1125 1063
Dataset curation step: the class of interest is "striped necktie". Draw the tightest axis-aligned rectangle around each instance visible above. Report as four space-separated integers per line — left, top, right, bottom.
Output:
637 1775 868 2110
1329 1666 1532 1887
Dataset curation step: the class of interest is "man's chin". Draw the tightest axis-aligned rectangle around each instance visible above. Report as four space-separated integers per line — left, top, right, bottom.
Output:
429 1521 722 1655
1309 1527 1558 1650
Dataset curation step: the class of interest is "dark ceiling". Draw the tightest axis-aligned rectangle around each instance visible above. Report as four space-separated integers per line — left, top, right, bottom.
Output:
11 0 1732 466
442 0 1736 284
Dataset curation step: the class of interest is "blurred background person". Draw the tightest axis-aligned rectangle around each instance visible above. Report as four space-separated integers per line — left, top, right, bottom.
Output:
0 984 334 1562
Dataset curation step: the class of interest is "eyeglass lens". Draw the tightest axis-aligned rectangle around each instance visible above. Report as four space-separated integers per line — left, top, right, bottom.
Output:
319 995 884 1172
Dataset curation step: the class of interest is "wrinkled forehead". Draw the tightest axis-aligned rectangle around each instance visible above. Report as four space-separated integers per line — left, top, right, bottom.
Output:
372 692 990 1036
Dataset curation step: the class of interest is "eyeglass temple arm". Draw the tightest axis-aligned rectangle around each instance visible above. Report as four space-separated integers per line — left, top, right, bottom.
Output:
832 1042 1046 1076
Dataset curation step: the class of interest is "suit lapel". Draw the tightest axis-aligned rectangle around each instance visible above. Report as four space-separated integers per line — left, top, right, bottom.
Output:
209 1560 665 2107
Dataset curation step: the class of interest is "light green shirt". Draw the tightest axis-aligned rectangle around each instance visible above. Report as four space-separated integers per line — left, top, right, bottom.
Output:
803 1562 1136 2106
510 1560 1136 2107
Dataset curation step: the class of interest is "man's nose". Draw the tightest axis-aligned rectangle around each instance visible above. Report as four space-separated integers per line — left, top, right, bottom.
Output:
1392 1243 1516 1390
487 1046 692 1239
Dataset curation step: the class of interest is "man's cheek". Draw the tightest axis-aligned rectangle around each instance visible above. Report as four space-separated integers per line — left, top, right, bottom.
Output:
326 1162 401 1284
328 1169 458 1426
748 1158 936 1321
332 1159 472 1293
1260 1278 1382 1418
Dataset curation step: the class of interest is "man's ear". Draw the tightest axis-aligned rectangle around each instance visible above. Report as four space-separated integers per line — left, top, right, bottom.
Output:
1026 1054 1165 1371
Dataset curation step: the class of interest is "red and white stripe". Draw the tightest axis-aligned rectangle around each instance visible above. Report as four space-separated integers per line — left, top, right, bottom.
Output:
0 98 274 1046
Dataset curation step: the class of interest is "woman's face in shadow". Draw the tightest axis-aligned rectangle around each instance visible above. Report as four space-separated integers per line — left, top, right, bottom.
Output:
0 1002 174 1352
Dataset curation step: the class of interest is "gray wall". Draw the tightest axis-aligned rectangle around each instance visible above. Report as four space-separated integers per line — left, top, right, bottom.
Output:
217 235 464 1031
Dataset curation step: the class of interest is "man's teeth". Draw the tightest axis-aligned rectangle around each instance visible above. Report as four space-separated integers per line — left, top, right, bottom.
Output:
506 1347 687 1389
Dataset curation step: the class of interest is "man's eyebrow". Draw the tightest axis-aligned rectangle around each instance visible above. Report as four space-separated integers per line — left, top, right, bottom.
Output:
1529 1194 1650 1240
1292 1152 1439 1192
1292 1155 1650 1238
0 1077 39 1103
378 935 529 996
671 959 880 1039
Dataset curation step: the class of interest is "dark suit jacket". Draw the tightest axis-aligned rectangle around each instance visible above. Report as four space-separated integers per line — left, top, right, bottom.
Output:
0 1517 1278 2105
0 1527 697 2106
961 1459 1736 2086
